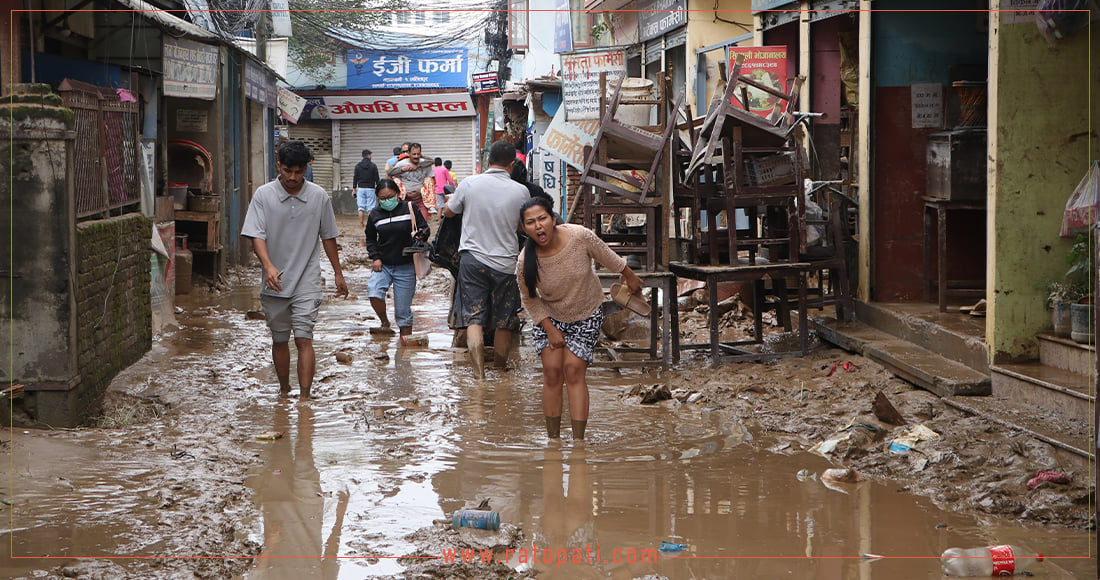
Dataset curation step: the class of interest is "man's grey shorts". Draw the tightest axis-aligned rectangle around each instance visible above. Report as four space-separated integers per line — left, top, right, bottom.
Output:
260 293 322 342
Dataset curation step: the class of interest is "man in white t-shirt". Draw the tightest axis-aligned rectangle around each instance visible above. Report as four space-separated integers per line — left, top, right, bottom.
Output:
241 141 348 399
444 140 530 379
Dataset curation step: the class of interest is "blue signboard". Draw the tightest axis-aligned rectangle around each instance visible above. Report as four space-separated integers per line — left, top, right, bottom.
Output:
553 0 573 53
346 48 468 89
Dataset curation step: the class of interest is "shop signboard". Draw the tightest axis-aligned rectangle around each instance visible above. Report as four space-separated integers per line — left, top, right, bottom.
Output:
472 71 500 94
560 49 626 121
639 0 686 42
554 0 573 53
244 60 277 109
538 104 600 170
163 37 218 100
727 46 788 120
277 86 306 123
345 48 468 89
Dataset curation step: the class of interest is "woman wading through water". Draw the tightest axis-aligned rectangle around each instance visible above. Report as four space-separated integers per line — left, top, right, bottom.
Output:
515 197 643 440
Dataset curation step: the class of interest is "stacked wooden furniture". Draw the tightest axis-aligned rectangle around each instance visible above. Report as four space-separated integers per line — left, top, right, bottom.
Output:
575 75 683 272
670 56 818 363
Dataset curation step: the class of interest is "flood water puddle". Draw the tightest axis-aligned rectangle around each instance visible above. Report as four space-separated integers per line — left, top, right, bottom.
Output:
2 248 1093 579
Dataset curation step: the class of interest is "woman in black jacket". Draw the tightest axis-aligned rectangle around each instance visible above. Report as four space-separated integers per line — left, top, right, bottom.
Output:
364 179 430 336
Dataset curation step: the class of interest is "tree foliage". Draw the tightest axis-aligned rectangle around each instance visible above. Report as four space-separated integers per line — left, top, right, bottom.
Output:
284 0 400 83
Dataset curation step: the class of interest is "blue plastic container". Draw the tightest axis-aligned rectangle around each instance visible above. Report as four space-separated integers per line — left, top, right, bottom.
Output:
452 509 501 531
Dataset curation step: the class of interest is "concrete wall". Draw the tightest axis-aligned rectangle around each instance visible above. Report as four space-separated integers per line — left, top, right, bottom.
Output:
988 4 1097 361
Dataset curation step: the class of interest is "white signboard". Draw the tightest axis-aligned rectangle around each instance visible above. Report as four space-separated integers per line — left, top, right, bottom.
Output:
534 150 567 211
163 37 218 100
911 83 943 129
560 49 626 121
538 104 600 170
270 0 292 36
176 109 208 132
1001 0 1039 24
277 86 306 123
312 93 475 120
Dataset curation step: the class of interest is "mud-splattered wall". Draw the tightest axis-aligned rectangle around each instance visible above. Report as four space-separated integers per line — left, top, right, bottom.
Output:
988 6 1097 361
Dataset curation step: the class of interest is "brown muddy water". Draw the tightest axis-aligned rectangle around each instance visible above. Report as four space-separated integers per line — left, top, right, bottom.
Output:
2 226 1094 579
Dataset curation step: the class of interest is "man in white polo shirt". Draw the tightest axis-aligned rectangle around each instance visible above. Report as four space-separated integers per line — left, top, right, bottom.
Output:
241 141 348 399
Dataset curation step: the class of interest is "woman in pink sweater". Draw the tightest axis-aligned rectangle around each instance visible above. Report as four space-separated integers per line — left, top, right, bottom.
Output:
516 197 643 440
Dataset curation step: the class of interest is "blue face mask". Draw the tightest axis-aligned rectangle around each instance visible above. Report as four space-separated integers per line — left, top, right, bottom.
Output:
378 197 400 211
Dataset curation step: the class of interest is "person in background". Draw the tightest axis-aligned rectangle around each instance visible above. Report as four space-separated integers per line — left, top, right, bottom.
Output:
304 157 314 182
443 141 530 379
515 195 643 439
353 149 379 229
444 159 457 184
240 140 348 400
388 143 434 221
364 178 430 338
384 146 403 172
433 156 456 215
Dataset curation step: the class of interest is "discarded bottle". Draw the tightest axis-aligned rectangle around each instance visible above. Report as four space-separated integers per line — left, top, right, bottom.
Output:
941 545 1043 576
452 509 500 531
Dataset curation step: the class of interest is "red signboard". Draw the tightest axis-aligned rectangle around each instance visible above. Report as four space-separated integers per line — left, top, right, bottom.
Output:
727 46 788 120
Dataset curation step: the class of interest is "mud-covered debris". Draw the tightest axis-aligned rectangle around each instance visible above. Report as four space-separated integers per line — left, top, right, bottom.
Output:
374 352 390 361
630 384 672 405
245 310 265 320
255 431 283 441
335 352 353 364
872 390 907 426
796 469 818 481
822 468 861 484
59 559 131 579
1026 469 1071 490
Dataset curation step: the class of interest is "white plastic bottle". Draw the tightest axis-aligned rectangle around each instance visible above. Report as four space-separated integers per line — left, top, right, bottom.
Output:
941 545 1043 576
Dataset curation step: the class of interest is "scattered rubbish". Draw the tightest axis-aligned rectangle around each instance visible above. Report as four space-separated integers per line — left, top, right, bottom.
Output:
809 421 881 457
400 334 429 347
821 468 860 484
825 361 858 377
452 509 501 531
795 469 818 481
631 384 672 405
941 545 1042 576
334 352 353 364
1026 469 1070 490
255 431 284 441
860 553 885 560
888 424 940 454
659 541 687 552
473 498 492 511
245 310 265 320
872 391 907 426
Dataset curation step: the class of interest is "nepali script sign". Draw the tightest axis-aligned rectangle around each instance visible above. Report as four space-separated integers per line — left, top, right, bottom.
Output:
313 93 475 120
560 49 626 121
538 105 600 170
163 37 218 100
639 0 687 42
346 48 468 90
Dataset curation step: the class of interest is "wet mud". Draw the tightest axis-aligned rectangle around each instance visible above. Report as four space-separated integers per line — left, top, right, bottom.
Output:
2 216 1093 579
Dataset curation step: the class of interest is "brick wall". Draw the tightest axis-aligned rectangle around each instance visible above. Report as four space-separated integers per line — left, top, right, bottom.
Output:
74 214 152 416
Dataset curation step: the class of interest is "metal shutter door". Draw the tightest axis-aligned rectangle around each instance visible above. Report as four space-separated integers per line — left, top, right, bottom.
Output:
288 122 334 190
338 117 476 189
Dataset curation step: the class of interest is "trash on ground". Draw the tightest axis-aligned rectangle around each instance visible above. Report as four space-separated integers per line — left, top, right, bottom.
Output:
1026 469 1070 490
400 334 429 347
860 553 885 560
630 384 672 405
452 509 501 531
825 361 858 377
872 390 907 426
334 352 353 364
659 541 687 552
888 424 941 454
255 431 283 441
795 469 818 481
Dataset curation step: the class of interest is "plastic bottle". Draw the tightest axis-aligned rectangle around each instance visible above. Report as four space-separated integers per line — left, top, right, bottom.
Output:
941 545 1043 576
451 509 500 531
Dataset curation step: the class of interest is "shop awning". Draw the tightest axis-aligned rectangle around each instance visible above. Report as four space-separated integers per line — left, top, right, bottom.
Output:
113 0 221 42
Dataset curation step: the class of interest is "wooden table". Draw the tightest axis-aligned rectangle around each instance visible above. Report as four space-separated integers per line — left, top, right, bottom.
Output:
595 271 679 368
669 261 810 364
922 196 985 312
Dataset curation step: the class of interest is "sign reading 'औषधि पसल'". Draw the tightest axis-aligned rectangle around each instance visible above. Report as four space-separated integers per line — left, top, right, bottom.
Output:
560 49 626 121
472 72 500 94
163 37 218 100
345 48 468 90
638 0 686 42
301 93 475 120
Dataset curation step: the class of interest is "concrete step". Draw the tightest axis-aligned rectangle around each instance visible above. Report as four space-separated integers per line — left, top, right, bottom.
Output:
813 317 991 397
941 394 1093 471
990 362 1093 426
1037 333 1096 378
855 302 988 373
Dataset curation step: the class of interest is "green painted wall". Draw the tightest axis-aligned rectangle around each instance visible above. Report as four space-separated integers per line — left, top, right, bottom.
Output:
988 8 1097 361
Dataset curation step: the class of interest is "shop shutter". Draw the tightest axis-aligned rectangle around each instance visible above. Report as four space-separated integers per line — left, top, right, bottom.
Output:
338 117 476 190
665 27 687 49
644 37 664 65
287 122 334 190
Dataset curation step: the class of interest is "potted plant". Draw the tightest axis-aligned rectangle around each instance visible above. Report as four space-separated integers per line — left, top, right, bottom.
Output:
1064 233 1095 344
1047 281 1083 338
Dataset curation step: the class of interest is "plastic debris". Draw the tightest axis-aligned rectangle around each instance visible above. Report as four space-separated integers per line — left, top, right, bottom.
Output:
888 424 941 454
255 431 283 441
1026 469 1070 490
659 541 687 552
795 469 818 481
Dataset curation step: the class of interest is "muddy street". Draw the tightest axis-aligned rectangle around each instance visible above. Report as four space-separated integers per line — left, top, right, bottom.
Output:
1 216 1093 579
